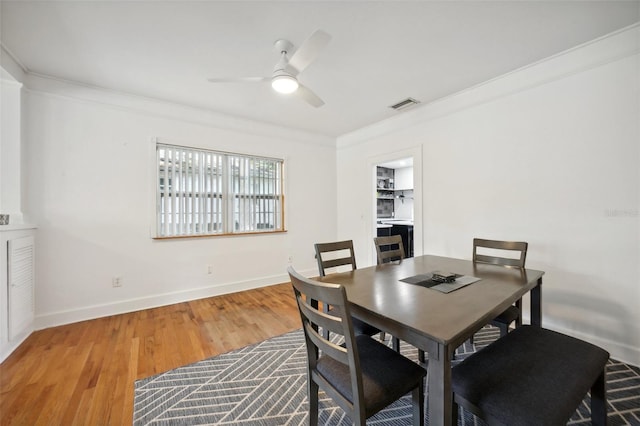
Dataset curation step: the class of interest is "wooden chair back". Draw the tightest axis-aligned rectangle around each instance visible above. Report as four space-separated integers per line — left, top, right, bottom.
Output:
287 266 366 420
472 238 528 268
374 235 406 264
314 240 357 277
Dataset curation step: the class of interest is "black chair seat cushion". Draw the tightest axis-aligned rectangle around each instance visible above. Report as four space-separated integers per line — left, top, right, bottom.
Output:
491 305 520 326
452 325 609 426
329 306 380 336
316 334 427 417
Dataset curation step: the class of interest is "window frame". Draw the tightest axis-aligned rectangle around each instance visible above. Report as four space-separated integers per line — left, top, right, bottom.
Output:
153 141 286 239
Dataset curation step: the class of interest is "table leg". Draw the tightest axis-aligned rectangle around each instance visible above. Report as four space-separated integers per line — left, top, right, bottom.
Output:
530 277 542 326
427 343 453 426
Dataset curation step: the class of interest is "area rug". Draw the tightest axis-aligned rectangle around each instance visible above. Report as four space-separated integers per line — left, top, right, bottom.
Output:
134 327 640 425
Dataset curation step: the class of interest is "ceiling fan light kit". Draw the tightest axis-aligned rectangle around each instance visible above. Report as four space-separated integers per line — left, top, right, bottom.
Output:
271 72 299 94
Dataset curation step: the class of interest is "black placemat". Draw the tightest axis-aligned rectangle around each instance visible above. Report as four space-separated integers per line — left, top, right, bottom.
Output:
400 272 481 293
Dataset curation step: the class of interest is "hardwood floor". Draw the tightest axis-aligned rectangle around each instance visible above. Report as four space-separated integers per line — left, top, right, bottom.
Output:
0 283 301 425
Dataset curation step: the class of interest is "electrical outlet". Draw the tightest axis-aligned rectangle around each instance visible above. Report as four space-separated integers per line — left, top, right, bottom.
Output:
207 265 213 275
287 255 293 264
112 276 123 287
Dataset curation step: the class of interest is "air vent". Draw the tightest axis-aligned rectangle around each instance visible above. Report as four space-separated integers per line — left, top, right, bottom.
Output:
389 97 421 111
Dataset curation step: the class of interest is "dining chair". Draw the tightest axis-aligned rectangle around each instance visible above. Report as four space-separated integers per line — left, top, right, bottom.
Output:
374 235 405 264
314 240 382 340
288 266 427 426
472 238 528 339
373 235 425 363
452 325 609 426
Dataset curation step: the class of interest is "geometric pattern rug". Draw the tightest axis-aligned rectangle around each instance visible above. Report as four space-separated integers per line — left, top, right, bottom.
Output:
134 326 640 425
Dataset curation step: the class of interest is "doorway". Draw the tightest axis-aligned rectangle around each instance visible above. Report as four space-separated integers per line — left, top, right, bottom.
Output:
375 157 415 258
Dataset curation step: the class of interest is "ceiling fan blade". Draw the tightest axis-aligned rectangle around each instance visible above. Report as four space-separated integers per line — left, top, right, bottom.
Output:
207 77 269 83
297 84 325 108
287 30 331 74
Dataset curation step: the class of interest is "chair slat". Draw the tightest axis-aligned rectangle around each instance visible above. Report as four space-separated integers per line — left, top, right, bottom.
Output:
321 257 355 270
303 322 349 365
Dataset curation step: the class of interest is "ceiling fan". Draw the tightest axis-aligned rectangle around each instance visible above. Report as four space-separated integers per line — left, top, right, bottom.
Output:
208 29 331 108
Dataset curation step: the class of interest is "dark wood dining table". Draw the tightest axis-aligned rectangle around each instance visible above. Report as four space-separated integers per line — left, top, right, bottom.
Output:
317 254 544 426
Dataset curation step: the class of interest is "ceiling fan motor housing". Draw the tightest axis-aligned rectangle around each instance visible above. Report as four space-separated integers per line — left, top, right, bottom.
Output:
273 39 294 55
271 39 299 93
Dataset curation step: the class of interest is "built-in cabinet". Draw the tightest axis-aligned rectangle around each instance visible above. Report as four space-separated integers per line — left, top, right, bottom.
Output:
393 166 413 220
376 225 392 237
376 223 413 258
377 166 414 219
1 225 36 362
392 224 413 258
376 167 395 218
394 166 413 190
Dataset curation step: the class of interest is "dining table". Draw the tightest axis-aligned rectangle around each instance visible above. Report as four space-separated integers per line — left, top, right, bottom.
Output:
317 254 545 426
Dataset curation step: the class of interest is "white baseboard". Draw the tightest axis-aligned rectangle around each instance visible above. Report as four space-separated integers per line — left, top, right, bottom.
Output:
34 268 316 331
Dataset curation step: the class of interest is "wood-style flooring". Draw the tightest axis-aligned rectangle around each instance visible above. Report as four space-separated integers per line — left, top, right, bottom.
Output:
0 283 301 425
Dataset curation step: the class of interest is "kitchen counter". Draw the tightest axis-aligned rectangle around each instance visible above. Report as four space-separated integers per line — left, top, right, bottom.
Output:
378 219 414 226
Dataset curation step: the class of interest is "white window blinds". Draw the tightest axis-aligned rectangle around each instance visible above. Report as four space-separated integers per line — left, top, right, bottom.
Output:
156 143 284 237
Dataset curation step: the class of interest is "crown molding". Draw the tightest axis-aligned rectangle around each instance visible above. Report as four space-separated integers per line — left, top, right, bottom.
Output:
337 23 640 148
23 72 336 148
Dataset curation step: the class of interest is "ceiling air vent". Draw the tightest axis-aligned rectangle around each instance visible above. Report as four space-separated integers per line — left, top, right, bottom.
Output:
389 97 421 111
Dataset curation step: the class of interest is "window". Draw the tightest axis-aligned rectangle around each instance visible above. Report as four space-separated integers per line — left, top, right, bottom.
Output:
156 143 285 238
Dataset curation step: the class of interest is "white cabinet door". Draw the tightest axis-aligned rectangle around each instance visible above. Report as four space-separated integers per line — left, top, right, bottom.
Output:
8 235 35 340
394 167 413 190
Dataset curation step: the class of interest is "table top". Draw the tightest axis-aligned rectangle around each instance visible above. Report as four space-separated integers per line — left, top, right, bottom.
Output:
318 254 544 347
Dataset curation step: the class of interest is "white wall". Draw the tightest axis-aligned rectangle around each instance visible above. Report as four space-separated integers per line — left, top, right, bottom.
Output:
23 76 336 328
1 47 27 224
336 26 640 365
0 78 22 220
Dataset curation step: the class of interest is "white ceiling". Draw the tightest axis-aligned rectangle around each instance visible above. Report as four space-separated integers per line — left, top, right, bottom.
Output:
1 1 638 137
